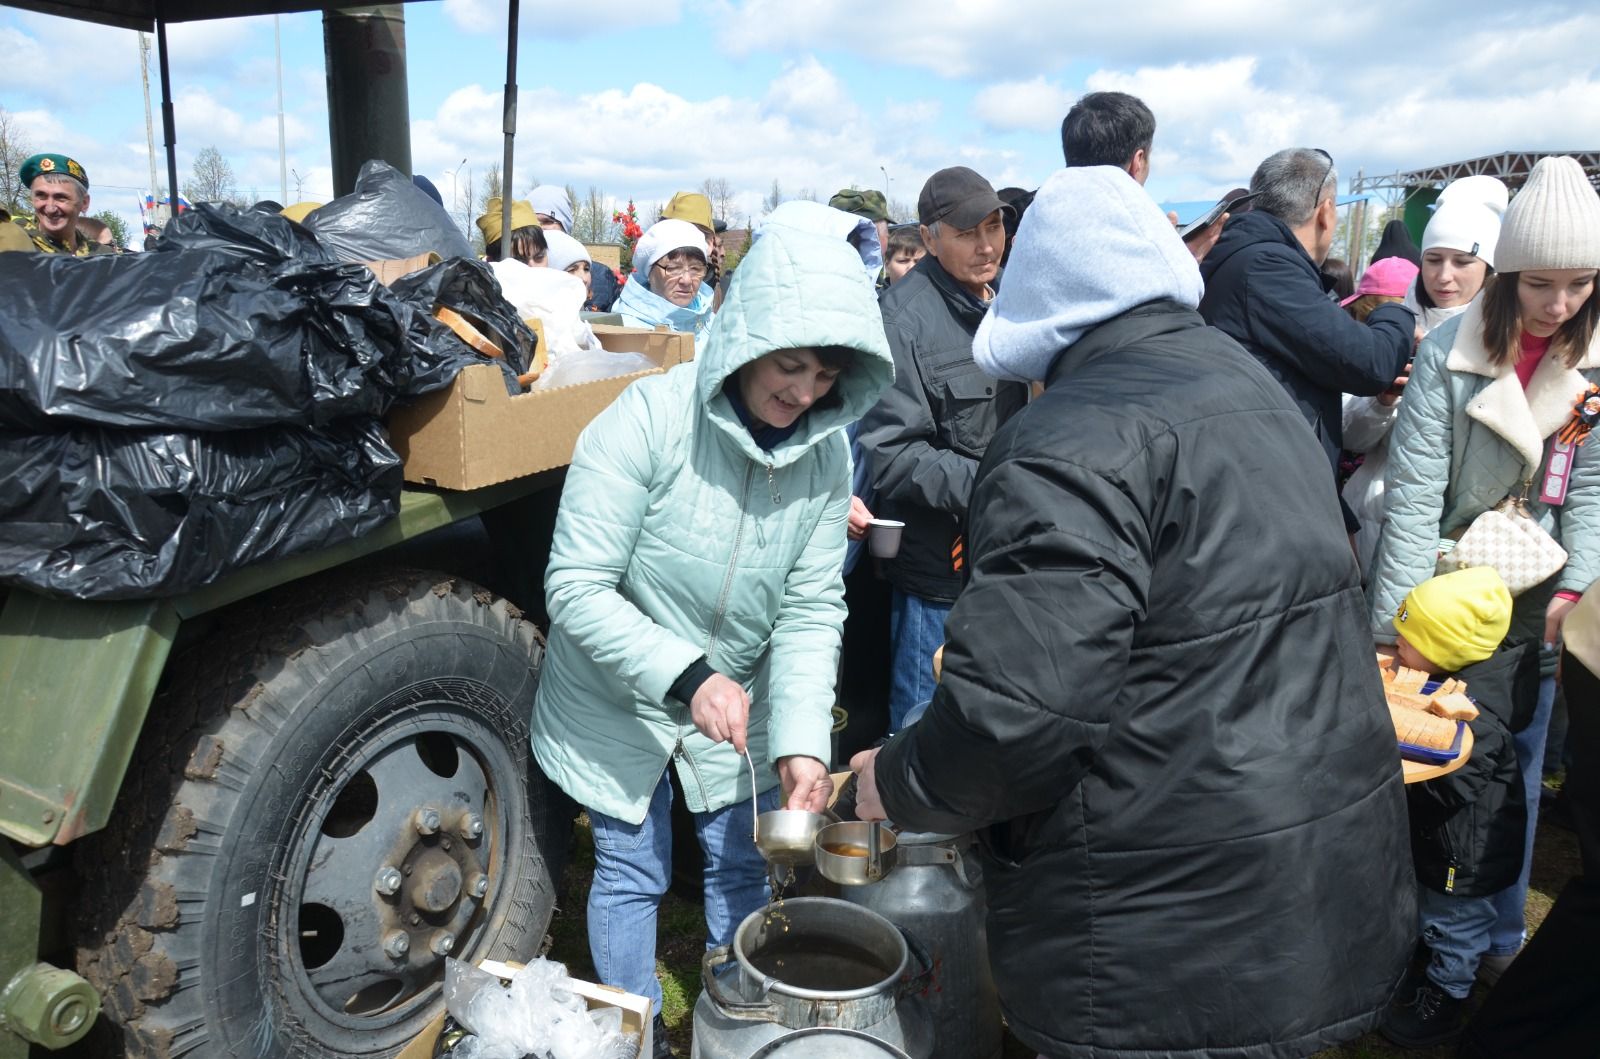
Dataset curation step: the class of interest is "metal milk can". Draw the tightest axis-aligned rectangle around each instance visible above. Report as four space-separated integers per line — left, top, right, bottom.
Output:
842 832 1001 1059
691 897 934 1059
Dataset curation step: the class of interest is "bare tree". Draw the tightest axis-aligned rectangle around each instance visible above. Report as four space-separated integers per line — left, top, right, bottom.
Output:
763 179 784 214
887 198 918 225
481 164 503 207
571 185 616 244
0 108 34 215
185 145 240 205
701 177 736 224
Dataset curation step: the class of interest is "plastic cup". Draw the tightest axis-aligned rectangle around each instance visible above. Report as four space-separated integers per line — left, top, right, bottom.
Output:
867 519 905 559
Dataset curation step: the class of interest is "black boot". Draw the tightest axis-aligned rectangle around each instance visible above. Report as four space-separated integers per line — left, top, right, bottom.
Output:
1380 977 1466 1048
651 1013 674 1059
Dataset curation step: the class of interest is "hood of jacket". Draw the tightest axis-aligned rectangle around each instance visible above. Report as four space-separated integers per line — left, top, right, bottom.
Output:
616 270 717 339
696 224 895 467
974 165 1204 382
1201 208 1316 285
756 200 883 277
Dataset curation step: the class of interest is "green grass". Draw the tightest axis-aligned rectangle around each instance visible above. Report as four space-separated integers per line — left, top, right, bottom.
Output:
545 784 1582 1058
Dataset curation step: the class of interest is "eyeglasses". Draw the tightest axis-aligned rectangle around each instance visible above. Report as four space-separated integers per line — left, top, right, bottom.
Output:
653 259 708 281
1313 147 1336 206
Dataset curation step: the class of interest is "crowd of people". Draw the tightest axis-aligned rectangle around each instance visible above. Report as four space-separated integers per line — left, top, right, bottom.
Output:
8 90 1598 1059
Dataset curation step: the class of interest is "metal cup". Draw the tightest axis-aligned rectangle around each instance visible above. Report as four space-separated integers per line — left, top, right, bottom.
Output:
867 519 905 559
814 820 898 886
755 809 827 867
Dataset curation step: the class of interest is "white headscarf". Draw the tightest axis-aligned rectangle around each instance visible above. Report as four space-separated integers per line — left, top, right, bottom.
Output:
528 185 573 233
631 219 707 277
544 229 592 273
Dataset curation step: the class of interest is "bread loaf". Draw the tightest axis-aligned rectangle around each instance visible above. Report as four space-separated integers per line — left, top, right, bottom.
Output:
1390 705 1458 750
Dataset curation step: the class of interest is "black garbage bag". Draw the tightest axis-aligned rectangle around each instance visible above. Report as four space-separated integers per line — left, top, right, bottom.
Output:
0 419 402 600
0 244 511 432
391 256 535 382
154 200 337 264
304 160 474 263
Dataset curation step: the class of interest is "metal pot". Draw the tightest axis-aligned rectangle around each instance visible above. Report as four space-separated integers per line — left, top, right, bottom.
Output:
692 897 934 1059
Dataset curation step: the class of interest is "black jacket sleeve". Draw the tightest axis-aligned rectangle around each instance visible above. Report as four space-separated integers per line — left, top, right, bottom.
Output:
859 320 978 517
875 449 1152 833
1246 246 1413 396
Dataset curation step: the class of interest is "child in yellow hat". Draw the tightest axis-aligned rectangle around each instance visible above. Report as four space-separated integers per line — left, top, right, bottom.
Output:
1381 566 1537 1048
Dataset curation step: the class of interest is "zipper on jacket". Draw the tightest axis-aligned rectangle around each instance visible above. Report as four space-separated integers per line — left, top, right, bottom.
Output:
766 461 781 504
683 461 756 810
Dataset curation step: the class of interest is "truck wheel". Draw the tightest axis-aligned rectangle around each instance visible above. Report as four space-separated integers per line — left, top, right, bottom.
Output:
74 571 563 1058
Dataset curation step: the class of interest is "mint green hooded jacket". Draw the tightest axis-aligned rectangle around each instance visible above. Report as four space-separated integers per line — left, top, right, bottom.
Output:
531 227 895 824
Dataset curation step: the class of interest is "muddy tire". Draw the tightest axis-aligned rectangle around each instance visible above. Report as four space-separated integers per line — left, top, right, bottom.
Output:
74 571 562 1058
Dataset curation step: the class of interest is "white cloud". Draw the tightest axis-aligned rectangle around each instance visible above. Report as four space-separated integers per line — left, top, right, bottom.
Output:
763 56 855 127
972 77 1073 133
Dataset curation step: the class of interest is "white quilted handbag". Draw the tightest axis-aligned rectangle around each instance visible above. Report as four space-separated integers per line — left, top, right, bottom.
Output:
1445 497 1568 595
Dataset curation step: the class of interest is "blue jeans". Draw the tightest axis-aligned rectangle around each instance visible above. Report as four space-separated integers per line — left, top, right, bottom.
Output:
887 589 951 732
1418 886 1499 999
1487 674 1558 957
586 769 780 1014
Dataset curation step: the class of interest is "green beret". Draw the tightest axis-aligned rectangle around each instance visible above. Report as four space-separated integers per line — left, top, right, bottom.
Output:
829 187 890 222
20 153 88 190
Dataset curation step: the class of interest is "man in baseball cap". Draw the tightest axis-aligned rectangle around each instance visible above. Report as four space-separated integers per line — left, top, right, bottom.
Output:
16 152 109 255
859 165 1027 732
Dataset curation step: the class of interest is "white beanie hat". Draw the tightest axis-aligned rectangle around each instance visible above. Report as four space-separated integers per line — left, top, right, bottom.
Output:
544 229 591 273
1495 156 1600 274
1437 175 1509 214
528 185 574 233
632 219 707 277
972 165 1204 383
1423 201 1505 267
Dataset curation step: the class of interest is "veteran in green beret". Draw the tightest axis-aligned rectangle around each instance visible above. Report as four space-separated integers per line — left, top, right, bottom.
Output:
14 152 110 256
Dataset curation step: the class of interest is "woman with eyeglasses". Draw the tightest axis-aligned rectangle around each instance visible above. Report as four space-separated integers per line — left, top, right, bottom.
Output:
615 218 717 343
1367 156 1600 1048
531 226 893 1056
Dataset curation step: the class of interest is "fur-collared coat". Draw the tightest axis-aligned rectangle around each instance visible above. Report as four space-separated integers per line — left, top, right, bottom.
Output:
1367 298 1600 639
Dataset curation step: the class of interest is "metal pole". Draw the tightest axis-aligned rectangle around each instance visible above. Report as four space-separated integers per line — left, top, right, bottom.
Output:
323 5 412 197
499 0 519 262
275 14 288 204
140 33 158 207
155 8 181 223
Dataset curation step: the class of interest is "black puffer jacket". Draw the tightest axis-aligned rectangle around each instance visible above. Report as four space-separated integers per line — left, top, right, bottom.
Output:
1199 210 1413 471
859 256 1028 602
876 301 1414 1059
1407 641 1540 897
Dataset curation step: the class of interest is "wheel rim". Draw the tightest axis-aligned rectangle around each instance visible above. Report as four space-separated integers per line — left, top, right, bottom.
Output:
275 692 519 1029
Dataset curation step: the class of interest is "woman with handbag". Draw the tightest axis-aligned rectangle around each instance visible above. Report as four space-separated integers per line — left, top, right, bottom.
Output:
1367 155 1600 1031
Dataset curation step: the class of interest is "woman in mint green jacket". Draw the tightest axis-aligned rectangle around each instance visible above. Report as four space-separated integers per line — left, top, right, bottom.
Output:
531 225 893 1033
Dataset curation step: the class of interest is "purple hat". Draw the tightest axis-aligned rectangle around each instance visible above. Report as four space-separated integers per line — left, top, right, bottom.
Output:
1341 255 1420 307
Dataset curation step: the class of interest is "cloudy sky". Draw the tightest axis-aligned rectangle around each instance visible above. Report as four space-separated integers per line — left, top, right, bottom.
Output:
3 0 1599 244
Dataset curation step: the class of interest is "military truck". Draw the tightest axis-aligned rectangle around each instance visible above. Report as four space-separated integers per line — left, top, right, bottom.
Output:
1 4 596 1056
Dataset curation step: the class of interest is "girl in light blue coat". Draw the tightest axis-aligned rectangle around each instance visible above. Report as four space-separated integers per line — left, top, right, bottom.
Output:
615 218 717 344
531 226 893 1041
1367 156 1600 1039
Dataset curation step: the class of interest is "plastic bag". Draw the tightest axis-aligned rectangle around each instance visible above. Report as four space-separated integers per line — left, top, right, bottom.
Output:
0 247 444 432
155 200 337 264
488 261 602 365
530 349 656 392
392 256 534 390
441 958 638 1059
0 419 401 600
304 159 473 263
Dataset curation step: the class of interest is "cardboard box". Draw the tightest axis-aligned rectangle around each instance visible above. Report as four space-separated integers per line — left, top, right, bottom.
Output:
396 959 651 1059
388 324 694 490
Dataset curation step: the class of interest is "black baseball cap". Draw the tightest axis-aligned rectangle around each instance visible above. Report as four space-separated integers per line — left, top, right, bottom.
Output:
918 166 1010 230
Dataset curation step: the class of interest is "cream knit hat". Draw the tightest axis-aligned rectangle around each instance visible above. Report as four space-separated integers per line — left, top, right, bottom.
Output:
1494 156 1600 273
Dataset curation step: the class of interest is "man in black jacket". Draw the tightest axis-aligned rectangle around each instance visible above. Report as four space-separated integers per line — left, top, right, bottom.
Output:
1200 148 1413 532
859 166 1027 731
853 165 1413 1059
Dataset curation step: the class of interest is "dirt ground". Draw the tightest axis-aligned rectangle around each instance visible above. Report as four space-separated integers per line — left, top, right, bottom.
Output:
543 793 1582 1058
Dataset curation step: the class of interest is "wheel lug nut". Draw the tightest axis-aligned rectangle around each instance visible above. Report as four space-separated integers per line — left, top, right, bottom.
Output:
383 931 410 959
429 931 455 956
414 807 441 835
460 813 484 839
467 873 488 898
374 866 403 896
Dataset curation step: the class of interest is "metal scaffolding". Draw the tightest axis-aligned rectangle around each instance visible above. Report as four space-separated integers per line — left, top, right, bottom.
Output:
1350 150 1600 196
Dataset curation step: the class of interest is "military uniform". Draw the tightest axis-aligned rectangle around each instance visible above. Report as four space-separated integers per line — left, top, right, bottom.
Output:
16 152 109 256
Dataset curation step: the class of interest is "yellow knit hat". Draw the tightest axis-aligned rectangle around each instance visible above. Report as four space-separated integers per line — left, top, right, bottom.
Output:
476 198 538 246
1394 567 1512 672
